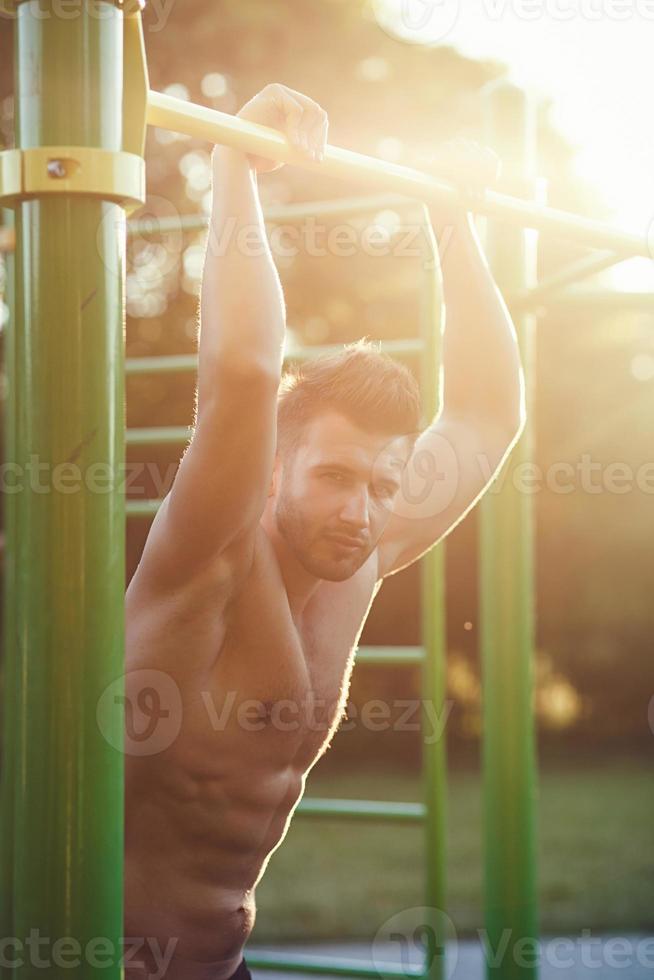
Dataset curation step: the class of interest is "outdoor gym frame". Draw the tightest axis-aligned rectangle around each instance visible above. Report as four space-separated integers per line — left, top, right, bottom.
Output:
0 3 651 980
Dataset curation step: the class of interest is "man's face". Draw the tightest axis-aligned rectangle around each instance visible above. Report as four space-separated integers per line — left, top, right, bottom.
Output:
271 410 414 582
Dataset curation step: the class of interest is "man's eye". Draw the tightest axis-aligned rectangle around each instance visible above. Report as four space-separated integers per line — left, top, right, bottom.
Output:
326 472 345 482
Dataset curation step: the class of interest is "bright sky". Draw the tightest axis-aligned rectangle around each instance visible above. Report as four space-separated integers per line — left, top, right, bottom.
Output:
373 0 654 288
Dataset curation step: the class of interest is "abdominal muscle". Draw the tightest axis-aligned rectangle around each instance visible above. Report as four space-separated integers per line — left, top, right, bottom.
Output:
124 690 320 980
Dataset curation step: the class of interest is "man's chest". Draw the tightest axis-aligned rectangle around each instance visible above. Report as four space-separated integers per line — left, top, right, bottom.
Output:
202 569 382 765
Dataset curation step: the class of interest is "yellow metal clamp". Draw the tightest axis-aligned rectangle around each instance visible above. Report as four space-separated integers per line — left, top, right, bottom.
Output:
0 0 148 212
0 146 145 211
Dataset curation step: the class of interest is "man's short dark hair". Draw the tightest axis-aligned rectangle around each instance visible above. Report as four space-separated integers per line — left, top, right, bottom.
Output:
276 337 422 458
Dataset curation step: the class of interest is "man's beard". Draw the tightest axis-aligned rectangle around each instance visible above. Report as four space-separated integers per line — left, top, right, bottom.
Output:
275 489 364 582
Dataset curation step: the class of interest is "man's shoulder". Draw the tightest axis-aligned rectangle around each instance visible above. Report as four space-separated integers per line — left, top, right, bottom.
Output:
127 520 272 613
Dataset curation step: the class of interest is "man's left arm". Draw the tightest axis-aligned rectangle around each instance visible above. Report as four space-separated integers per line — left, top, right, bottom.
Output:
377 156 526 579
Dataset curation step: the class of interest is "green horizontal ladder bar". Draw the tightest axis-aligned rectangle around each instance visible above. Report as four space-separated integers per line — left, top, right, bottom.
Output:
296 797 425 822
125 498 162 518
126 426 192 446
512 250 624 308
10 188 645 311
125 339 424 377
245 950 423 979
124 198 639 312
125 354 199 376
357 645 424 663
126 193 424 237
125 198 644 313
537 289 654 311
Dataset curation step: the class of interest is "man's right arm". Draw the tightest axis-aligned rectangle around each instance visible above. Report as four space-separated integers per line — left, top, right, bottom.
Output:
136 85 328 596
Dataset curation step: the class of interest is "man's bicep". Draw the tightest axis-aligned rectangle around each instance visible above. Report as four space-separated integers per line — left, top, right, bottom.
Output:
377 414 519 578
138 366 279 591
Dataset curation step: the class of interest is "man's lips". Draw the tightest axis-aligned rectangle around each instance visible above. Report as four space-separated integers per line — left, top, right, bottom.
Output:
325 533 366 549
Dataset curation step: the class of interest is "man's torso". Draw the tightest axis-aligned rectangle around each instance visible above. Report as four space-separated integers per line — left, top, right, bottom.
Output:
124 526 382 977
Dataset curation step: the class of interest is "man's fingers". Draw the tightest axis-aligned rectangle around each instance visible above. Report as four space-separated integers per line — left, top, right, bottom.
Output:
269 84 327 160
312 112 329 160
291 95 327 158
299 108 328 160
270 87 304 148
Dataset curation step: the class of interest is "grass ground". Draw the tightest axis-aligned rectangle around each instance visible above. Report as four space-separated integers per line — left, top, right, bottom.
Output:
250 759 653 942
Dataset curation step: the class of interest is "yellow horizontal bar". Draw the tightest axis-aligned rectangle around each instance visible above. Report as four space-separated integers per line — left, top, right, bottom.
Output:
147 89 456 202
146 89 649 259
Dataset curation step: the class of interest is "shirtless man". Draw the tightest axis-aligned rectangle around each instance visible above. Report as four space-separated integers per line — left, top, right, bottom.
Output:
124 83 525 980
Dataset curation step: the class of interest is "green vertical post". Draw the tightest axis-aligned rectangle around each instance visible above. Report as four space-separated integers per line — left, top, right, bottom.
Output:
1 205 16 980
3 3 127 976
479 81 539 980
419 207 448 980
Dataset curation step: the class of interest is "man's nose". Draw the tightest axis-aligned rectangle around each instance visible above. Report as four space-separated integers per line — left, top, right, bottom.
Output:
339 487 370 530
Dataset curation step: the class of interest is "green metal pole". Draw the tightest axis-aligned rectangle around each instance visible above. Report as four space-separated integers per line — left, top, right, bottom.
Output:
1 204 16 980
419 207 448 980
479 81 539 980
5 3 126 976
